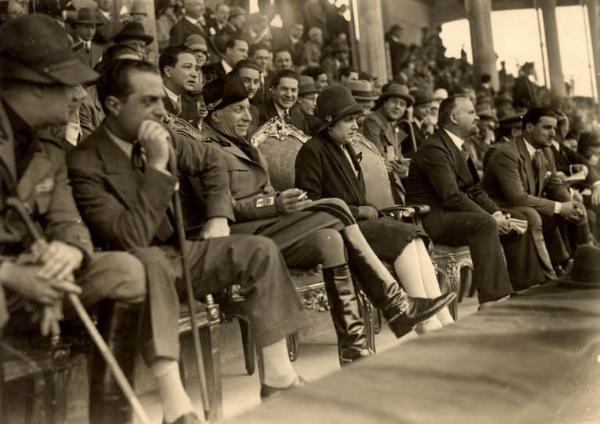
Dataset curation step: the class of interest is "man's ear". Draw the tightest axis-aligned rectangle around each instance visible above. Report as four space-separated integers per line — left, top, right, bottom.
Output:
524 122 534 133
211 109 221 124
104 95 122 117
450 111 458 125
164 66 173 79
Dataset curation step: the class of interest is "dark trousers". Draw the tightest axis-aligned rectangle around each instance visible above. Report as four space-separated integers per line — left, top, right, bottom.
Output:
422 210 513 303
163 234 309 348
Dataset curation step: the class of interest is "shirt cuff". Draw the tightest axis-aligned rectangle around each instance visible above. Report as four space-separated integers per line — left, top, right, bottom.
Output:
554 202 562 214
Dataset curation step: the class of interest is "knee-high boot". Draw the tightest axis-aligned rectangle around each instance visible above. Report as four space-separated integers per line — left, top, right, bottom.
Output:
323 265 371 366
89 301 143 424
341 224 456 338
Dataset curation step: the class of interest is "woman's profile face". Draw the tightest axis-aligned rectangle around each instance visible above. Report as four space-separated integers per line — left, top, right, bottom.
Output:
328 114 360 144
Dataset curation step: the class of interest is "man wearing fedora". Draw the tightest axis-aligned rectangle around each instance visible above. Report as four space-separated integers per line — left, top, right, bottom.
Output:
344 80 377 129
114 21 154 60
362 83 413 203
70 7 104 68
0 15 147 423
295 75 320 134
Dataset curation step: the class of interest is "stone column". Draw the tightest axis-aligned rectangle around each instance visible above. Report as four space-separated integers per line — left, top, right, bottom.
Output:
357 0 388 81
540 0 567 96
585 0 600 100
464 0 498 91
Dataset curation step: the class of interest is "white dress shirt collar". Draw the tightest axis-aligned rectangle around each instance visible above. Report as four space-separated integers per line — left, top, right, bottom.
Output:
523 137 538 158
105 126 133 159
164 85 180 106
444 128 464 150
221 59 233 74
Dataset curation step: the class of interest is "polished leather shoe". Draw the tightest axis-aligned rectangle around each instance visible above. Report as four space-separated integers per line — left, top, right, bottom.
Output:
163 412 201 424
340 347 373 367
387 292 456 338
260 376 306 399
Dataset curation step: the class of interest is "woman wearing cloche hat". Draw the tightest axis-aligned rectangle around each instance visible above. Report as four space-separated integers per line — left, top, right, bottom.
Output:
295 85 456 335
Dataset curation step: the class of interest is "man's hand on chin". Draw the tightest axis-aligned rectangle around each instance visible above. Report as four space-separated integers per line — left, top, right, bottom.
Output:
200 217 231 240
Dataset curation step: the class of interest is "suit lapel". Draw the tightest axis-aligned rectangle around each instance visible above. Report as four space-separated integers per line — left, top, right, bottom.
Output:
516 138 537 195
438 130 473 185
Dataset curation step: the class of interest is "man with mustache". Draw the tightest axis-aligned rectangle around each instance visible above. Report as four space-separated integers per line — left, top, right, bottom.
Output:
159 45 201 127
258 69 310 134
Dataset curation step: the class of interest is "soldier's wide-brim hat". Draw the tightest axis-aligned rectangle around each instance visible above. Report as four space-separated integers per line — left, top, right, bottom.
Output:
69 7 102 24
203 73 249 114
114 21 154 45
375 83 414 108
0 14 98 86
314 85 363 134
557 245 600 289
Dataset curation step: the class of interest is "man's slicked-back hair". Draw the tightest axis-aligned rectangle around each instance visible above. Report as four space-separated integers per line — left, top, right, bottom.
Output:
97 59 158 113
269 69 299 89
522 107 557 128
226 37 248 51
233 59 262 75
438 95 467 127
159 45 195 75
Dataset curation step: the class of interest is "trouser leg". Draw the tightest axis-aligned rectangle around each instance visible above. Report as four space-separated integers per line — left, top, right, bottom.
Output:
180 235 310 348
423 211 513 304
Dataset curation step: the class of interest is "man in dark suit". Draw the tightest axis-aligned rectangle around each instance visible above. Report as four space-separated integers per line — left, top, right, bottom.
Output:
201 37 248 84
159 45 200 126
258 69 310 134
93 0 124 44
230 59 263 137
67 59 310 411
70 7 104 68
405 96 514 305
169 0 211 46
483 108 592 268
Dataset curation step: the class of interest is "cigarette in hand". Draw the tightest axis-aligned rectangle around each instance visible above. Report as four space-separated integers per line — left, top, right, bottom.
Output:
298 191 308 200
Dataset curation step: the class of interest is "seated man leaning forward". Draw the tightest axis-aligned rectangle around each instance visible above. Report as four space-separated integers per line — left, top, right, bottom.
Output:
67 59 310 415
201 74 454 351
0 15 146 424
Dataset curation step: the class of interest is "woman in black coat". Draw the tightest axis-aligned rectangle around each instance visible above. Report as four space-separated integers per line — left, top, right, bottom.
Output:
296 85 454 333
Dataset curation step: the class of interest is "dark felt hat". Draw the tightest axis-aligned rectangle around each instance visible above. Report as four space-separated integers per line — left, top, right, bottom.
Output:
412 89 432 107
498 114 523 129
203 73 249 113
375 83 414 108
344 79 378 101
0 14 98 85
114 21 153 45
314 85 363 134
298 75 320 96
69 7 102 24
557 245 600 289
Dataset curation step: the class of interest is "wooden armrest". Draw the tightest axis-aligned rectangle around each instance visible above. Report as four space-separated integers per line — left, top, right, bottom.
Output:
379 204 430 218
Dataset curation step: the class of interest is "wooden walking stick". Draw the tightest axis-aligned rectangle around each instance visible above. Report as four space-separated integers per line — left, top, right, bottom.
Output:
5 197 151 424
167 146 212 420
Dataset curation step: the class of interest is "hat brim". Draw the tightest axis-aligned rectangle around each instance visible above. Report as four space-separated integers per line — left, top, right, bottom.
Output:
315 103 363 134
115 34 154 45
0 57 98 86
376 92 415 107
299 89 320 96
69 18 102 25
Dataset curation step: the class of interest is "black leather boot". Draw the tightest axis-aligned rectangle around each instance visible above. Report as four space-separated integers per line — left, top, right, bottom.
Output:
341 224 456 338
89 301 143 424
323 265 371 366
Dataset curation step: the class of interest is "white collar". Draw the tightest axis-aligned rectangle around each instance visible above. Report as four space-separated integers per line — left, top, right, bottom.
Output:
523 137 538 158
164 85 180 105
106 126 134 159
551 140 561 151
185 15 198 25
221 59 233 74
444 128 464 150
98 9 111 20
273 101 288 119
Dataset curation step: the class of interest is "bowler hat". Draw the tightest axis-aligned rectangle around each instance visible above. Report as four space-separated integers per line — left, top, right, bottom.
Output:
69 7 101 25
412 89 432 107
114 21 153 45
0 14 98 85
314 85 363 134
375 83 414 108
203 74 249 113
298 76 320 96
557 245 600 289
344 79 377 101
184 34 208 52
